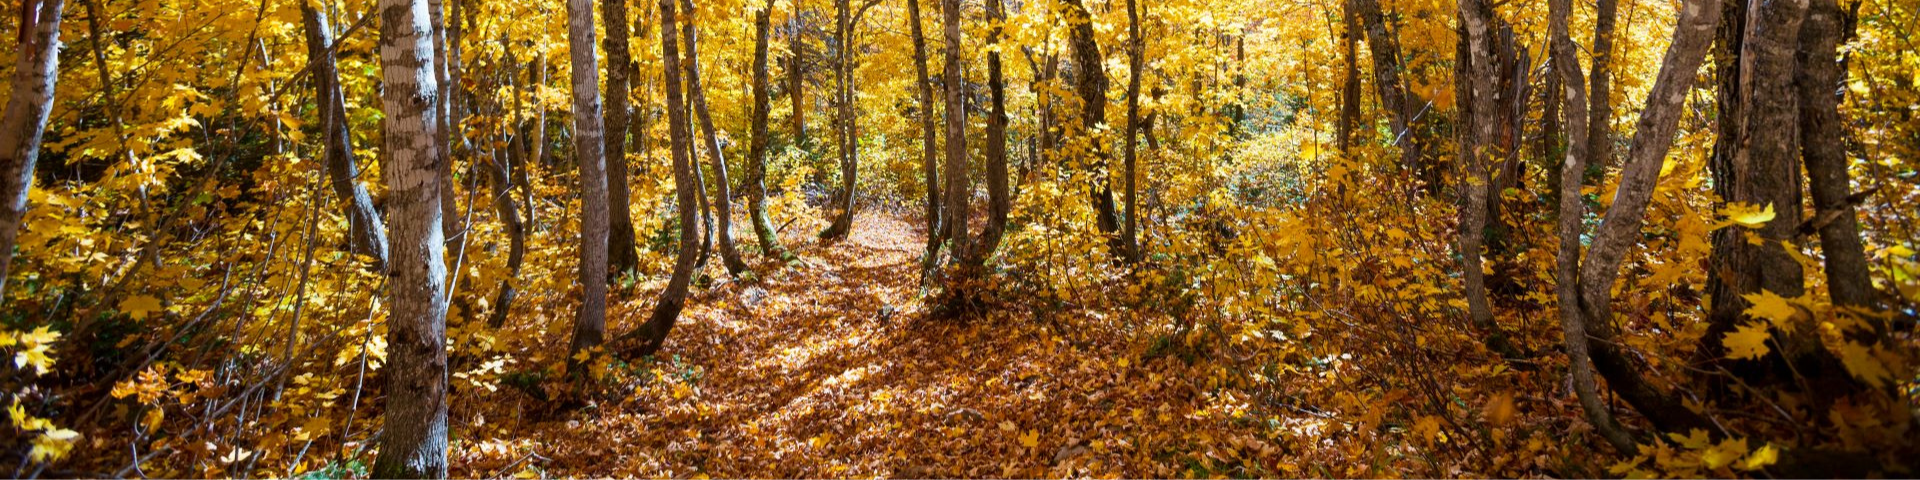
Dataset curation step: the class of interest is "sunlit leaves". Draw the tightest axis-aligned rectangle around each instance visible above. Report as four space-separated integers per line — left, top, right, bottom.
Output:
1722 323 1773 360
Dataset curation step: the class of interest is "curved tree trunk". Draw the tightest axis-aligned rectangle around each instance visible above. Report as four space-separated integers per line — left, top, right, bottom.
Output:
1795 0 1878 323
971 0 1011 264
562 0 611 372
908 0 943 278
1351 0 1429 194
747 0 790 261
680 0 750 277
0 0 65 300
625 0 699 358
1455 0 1516 358
1548 0 1636 453
300 0 390 271
370 0 450 476
605 0 641 277
818 0 857 241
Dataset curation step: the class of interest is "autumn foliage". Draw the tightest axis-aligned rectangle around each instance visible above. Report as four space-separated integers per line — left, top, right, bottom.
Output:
1 0 1917 477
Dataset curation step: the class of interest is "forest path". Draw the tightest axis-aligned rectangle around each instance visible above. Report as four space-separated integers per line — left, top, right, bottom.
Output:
469 212 1278 478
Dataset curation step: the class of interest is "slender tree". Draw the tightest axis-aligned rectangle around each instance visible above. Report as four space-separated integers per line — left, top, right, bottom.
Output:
908 0 943 277
1337 0 1362 153
623 0 699 357
788 8 809 150
1063 0 1121 252
971 0 1011 262
563 0 612 369
819 0 858 240
681 0 750 276
299 0 390 269
1455 0 1516 357
370 0 450 476
1120 0 1143 261
605 0 642 276
746 0 791 260
1796 0 1878 319
938 0 969 264
0 0 66 299
1351 0 1431 194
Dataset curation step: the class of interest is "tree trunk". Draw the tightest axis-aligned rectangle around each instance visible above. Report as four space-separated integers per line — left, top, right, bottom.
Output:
1573 0 1721 436
605 0 641 277
300 0 390 271
1548 0 1636 452
747 0 791 260
971 0 1011 263
563 0 611 371
1119 0 1143 262
1588 0 1618 167
1064 0 1121 253
818 0 857 241
430 0 461 247
1338 0 1362 153
370 0 450 476
625 0 699 358
788 10 808 150
1795 0 1878 319
1352 0 1429 194
0 0 64 300
680 0 750 277
485 145 529 329
938 0 970 264
1456 0 1511 358
909 0 943 277
1702 0 1810 365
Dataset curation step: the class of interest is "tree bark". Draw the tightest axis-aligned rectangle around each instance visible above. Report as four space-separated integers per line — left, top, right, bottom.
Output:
563 0 611 371
908 0 943 277
1119 0 1143 262
971 0 1012 263
370 0 450 476
1063 0 1121 253
938 0 970 264
1574 0 1721 436
0 0 64 300
300 0 390 270
680 0 750 277
789 10 809 150
429 0 461 247
1702 0 1810 363
625 0 699 358
818 0 857 241
1338 0 1363 153
1456 0 1516 358
1795 0 1877 318
747 0 791 260
1588 0 1618 167
1548 0 1636 453
605 0 642 277
1352 0 1430 193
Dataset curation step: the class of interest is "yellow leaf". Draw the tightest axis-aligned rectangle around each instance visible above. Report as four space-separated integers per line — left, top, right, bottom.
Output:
1018 429 1040 448
1720 202 1776 229
1483 392 1515 426
1741 290 1800 329
1701 437 1749 469
1666 429 1712 449
1722 323 1772 360
119 295 163 320
1837 342 1892 387
1738 443 1780 471
141 408 165 433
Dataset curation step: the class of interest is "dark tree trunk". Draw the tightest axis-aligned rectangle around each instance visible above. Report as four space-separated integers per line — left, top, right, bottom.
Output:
1795 0 1878 320
1119 0 1143 262
605 0 641 277
938 0 970 265
1338 0 1363 153
299 0 390 270
909 0 943 277
789 10 809 150
625 0 700 358
1064 0 1122 253
818 0 857 241
747 0 791 260
1352 0 1434 195
562 0 612 374
971 0 1012 263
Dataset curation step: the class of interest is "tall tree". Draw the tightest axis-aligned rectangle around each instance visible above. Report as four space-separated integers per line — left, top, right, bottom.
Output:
429 0 461 246
605 0 642 276
788 9 809 150
562 0 612 370
1120 0 1143 261
1351 0 1432 194
300 0 390 270
623 0 699 358
0 0 66 299
971 0 1012 262
1796 0 1878 318
1559 0 1722 438
938 0 969 264
680 0 750 277
818 0 858 240
746 0 791 260
1588 0 1619 167
369 0 450 476
1063 0 1121 252
908 0 943 277
1455 0 1516 358
1337 0 1362 153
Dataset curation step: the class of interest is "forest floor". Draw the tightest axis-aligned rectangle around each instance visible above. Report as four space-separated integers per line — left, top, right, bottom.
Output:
447 212 1309 478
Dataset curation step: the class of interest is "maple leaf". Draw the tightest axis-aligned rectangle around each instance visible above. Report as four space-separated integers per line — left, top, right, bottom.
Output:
1740 290 1800 329
1836 342 1892 387
1713 202 1776 230
1737 444 1780 471
1721 323 1772 361
1018 429 1040 448
119 295 164 320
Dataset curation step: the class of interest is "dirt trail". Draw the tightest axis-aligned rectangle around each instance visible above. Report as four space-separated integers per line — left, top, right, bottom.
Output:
461 212 1269 478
